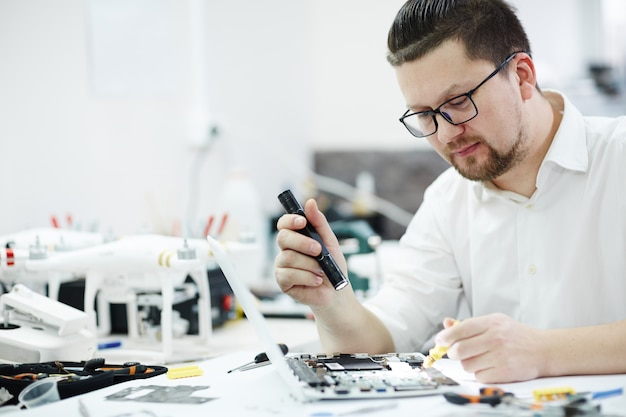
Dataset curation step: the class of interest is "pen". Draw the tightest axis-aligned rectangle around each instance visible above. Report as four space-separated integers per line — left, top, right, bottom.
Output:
278 190 349 291
591 387 623 400
422 319 461 369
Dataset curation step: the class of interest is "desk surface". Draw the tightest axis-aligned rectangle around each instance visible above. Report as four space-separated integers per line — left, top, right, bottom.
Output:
5 318 626 416
8 353 626 417
95 317 322 365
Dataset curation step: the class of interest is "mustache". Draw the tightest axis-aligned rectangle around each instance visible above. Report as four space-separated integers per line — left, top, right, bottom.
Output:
446 136 483 154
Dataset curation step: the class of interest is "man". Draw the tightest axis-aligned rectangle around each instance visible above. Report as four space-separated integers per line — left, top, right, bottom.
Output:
275 0 626 383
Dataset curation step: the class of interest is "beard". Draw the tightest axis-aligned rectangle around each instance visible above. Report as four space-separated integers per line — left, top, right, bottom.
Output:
448 129 527 182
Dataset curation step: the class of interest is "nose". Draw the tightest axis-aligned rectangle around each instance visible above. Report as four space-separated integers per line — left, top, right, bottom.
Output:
434 115 465 145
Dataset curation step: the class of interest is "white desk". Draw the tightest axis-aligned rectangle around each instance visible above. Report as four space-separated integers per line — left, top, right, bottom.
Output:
206 316 322 356
95 317 321 365
4 318 626 416
8 353 626 417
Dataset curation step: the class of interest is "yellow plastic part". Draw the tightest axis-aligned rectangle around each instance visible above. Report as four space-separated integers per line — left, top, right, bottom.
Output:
422 320 461 369
532 386 576 402
167 365 204 379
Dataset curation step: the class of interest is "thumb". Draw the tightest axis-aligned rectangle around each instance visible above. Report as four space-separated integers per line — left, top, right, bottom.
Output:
303 199 346 269
303 199 340 248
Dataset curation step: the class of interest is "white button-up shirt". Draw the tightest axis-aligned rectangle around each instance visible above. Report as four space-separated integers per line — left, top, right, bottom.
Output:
366 92 626 353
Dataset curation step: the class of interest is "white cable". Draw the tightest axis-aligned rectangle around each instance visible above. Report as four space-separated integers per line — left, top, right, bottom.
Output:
312 173 414 227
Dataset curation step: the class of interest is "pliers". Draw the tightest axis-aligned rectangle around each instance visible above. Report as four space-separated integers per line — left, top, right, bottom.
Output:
82 358 153 375
444 386 623 416
444 387 512 407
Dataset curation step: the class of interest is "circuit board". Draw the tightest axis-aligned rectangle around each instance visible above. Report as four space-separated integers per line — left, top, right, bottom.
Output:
285 352 459 398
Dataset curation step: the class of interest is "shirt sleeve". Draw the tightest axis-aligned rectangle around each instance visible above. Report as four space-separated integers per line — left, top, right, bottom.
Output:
365 168 466 353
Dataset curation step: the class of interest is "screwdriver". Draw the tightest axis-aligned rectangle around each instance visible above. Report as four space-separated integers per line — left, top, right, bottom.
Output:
422 319 461 369
227 343 289 373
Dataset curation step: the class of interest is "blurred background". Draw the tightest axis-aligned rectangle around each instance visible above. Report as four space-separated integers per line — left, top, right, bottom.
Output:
0 0 624 244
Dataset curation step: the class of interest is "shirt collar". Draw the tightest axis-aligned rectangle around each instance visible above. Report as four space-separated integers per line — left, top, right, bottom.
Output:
472 90 588 201
540 90 588 173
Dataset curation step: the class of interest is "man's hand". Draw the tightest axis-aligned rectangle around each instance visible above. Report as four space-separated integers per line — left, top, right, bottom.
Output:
437 313 544 383
274 197 394 354
274 198 349 308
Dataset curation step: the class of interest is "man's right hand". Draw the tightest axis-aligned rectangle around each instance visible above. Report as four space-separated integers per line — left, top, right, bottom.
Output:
274 197 394 354
274 198 350 309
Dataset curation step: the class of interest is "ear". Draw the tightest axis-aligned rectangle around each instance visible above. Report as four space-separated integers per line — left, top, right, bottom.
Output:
514 53 537 100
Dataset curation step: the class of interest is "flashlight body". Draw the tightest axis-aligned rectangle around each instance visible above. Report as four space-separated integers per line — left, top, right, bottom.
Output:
278 190 349 291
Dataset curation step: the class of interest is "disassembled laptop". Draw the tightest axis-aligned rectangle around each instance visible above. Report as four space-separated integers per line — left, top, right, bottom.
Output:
285 352 458 398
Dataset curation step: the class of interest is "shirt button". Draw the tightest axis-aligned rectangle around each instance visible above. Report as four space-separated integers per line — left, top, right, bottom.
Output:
526 203 534 209
528 265 537 275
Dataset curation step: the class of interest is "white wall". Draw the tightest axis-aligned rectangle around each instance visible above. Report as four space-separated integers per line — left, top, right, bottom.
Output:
0 0 312 236
308 0 412 151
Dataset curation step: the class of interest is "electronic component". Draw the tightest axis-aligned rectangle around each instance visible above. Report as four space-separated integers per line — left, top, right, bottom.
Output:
285 353 458 395
0 284 96 362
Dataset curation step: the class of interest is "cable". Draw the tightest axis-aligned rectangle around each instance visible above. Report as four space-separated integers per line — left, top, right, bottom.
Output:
184 126 220 238
312 173 414 227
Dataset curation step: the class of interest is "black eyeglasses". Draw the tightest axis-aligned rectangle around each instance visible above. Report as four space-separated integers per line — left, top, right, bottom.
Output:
399 52 523 138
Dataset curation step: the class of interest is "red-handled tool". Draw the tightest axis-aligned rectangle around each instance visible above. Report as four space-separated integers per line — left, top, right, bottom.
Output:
444 387 512 407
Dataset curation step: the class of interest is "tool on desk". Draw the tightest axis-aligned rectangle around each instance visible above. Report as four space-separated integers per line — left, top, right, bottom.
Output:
278 189 349 291
444 387 513 407
587 387 624 401
422 319 460 369
82 358 156 376
444 388 564 416
445 385 624 416
0 372 90 383
227 343 289 373
0 373 49 381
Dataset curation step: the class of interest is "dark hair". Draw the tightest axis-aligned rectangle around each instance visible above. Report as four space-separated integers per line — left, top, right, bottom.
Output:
387 0 532 67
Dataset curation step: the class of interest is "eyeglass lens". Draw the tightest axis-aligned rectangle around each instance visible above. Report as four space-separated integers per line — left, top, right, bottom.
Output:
403 96 477 137
400 52 522 138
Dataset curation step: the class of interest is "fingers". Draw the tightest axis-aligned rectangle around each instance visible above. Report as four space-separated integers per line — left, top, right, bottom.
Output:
439 316 497 364
275 198 346 269
276 221 321 258
439 314 543 383
274 197 349 307
435 318 471 347
274 201 332 294
274 249 324 291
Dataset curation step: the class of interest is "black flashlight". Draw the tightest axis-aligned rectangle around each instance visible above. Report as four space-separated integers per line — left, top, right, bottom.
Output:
278 189 349 291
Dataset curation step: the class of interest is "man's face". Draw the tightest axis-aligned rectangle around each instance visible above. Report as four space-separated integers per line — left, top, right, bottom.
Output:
395 41 528 182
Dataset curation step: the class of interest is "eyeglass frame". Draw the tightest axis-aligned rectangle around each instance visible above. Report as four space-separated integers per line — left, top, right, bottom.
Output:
398 51 525 138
